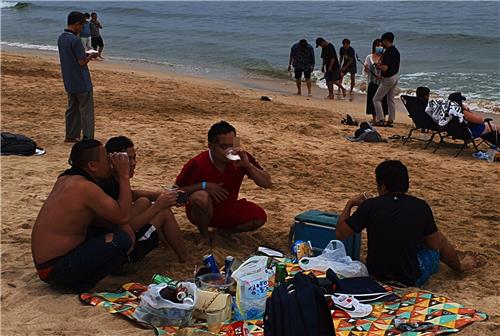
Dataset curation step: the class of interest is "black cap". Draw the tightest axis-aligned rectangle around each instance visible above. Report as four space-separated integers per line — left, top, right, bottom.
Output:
448 92 466 103
316 37 325 48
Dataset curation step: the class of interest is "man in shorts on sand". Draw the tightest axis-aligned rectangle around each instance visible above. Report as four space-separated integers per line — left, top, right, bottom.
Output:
100 136 187 263
176 121 272 244
32 140 177 292
339 38 357 95
90 12 104 59
336 160 476 286
316 37 346 100
288 39 315 96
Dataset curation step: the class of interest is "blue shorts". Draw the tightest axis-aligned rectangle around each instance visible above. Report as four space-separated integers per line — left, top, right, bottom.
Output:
294 67 312 80
324 69 340 82
468 123 486 138
415 249 440 286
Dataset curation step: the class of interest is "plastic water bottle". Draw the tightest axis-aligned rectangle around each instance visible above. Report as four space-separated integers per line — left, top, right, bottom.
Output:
486 146 497 163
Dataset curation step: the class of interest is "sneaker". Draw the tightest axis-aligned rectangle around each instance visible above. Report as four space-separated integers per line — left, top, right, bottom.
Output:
331 294 373 318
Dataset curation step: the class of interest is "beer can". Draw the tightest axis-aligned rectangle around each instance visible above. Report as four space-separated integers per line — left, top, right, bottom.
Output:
203 254 220 274
182 294 195 305
275 263 288 286
224 256 234 280
176 286 188 301
152 274 179 287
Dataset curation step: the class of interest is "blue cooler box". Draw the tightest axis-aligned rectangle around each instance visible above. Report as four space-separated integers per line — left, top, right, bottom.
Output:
289 210 361 260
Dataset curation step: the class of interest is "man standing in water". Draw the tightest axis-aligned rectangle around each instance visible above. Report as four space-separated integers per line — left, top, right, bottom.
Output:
339 38 357 95
316 37 346 100
288 39 315 97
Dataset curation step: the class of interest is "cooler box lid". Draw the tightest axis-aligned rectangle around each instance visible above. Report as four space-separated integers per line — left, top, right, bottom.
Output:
294 210 339 227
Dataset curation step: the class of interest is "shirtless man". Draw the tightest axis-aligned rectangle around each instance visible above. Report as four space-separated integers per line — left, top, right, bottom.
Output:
31 140 175 292
101 136 186 262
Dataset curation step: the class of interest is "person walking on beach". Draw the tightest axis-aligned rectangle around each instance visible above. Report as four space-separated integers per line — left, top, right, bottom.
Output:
364 39 388 123
373 32 400 127
339 38 357 95
176 121 271 246
58 11 97 142
90 12 104 59
80 13 92 51
288 39 315 96
316 37 346 100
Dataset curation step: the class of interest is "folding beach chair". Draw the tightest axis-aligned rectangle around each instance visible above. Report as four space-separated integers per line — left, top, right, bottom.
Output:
436 117 480 157
400 95 445 148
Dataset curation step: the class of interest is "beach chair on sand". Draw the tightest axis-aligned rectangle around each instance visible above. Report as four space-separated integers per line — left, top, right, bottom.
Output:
436 117 481 157
400 95 445 148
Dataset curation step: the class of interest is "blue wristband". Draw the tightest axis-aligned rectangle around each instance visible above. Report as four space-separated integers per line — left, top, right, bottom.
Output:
202 181 207 190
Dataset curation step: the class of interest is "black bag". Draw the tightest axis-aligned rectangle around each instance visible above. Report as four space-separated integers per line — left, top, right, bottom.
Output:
1 132 38 156
264 272 335 336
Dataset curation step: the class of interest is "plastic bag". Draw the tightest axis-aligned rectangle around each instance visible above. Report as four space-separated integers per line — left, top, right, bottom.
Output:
133 282 197 327
231 256 272 320
299 240 368 278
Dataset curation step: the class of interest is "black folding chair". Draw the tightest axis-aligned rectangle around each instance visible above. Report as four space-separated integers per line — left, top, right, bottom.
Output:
437 117 480 157
400 95 445 148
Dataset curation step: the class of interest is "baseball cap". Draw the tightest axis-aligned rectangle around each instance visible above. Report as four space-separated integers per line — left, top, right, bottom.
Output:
316 37 326 48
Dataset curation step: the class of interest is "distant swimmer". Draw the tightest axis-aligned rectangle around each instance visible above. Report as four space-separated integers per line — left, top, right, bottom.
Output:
316 37 346 100
288 39 315 97
90 12 104 59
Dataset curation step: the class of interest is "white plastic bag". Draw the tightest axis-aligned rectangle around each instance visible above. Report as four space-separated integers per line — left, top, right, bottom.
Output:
299 240 368 278
133 282 197 327
231 256 272 320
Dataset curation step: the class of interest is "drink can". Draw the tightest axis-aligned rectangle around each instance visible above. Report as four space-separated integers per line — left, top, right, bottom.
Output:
152 274 180 287
224 256 234 277
176 286 188 301
203 254 220 274
183 294 195 305
275 263 288 286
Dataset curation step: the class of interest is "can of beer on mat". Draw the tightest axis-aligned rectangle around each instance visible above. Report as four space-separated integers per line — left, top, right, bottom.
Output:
176 286 188 301
224 255 235 281
182 294 195 305
203 254 220 274
275 263 288 286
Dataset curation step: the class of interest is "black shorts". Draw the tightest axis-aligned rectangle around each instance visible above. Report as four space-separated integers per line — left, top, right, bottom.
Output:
294 68 312 80
325 69 340 82
91 36 104 49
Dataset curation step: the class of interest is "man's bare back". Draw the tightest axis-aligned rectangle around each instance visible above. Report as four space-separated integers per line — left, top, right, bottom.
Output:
32 175 99 264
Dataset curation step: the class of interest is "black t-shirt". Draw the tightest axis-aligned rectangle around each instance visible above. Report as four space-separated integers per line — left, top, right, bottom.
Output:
339 46 356 73
346 193 438 285
381 45 400 77
321 43 339 71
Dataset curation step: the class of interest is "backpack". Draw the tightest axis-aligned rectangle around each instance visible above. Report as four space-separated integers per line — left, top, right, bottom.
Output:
1 132 38 156
263 272 335 336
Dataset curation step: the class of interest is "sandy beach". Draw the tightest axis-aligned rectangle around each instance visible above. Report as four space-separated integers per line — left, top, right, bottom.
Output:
1 52 498 335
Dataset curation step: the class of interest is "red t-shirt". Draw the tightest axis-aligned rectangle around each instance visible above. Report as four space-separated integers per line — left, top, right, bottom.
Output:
176 150 263 204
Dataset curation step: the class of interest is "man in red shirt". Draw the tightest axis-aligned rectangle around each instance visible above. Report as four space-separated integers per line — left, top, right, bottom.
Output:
176 121 271 243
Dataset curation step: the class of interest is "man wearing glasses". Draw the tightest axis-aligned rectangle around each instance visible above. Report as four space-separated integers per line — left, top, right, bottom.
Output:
176 121 272 244
58 11 97 142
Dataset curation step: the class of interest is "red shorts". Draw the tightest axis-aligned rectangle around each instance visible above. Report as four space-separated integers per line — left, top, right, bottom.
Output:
186 198 267 229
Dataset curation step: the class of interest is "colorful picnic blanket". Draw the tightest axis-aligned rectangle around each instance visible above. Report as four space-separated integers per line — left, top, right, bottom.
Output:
80 281 487 336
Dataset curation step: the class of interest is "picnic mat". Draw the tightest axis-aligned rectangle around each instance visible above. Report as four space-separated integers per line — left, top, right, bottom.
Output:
80 282 487 336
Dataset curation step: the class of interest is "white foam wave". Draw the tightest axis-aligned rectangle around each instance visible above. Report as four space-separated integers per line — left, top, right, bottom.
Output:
1 41 57 51
0 1 18 9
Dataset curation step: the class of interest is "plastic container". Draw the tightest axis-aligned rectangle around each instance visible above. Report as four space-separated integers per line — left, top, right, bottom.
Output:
199 273 234 293
133 282 197 327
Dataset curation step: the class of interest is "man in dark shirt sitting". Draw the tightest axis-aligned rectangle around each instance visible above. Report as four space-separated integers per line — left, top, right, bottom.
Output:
336 160 475 286
373 32 400 127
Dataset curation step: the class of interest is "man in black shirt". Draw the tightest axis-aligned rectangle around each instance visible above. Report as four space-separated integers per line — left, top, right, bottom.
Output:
339 38 357 95
316 37 346 100
336 160 475 286
373 32 400 126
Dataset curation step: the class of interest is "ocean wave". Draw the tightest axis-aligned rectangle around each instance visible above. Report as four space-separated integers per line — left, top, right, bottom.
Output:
0 2 30 9
0 41 57 51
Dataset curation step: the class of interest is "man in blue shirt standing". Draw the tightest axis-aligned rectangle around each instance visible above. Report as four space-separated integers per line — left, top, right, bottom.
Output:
288 39 315 96
80 13 92 51
58 11 97 142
